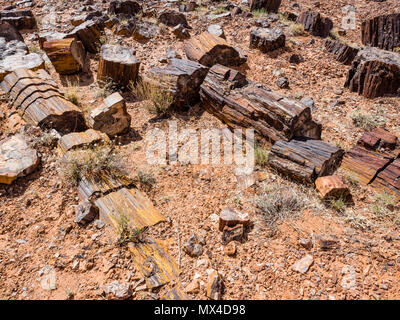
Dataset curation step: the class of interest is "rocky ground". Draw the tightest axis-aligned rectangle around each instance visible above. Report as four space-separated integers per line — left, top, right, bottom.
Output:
0 0 400 300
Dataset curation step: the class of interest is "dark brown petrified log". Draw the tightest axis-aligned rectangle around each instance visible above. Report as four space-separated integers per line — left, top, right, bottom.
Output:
0 9 36 30
345 47 400 98
361 13 400 51
97 44 140 88
200 64 322 143
108 0 142 16
146 58 209 109
267 138 344 184
297 11 333 38
324 39 359 65
250 0 281 13
357 127 400 158
38 31 68 49
0 21 23 42
43 38 86 75
371 159 400 199
250 27 285 53
185 32 247 67
67 20 101 54
0 68 85 133
158 10 190 28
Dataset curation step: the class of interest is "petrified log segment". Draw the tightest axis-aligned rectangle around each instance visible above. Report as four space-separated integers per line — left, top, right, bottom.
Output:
0 52 44 81
0 133 39 184
200 64 322 143
58 129 110 155
0 21 23 42
0 10 36 30
43 38 86 75
345 47 400 98
361 14 400 51
185 32 247 67
147 58 209 108
268 138 344 183
341 146 392 186
250 0 281 13
297 11 333 38
371 159 400 199
315 175 350 200
108 0 141 16
38 31 68 49
249 27 285 53
0 68 85 133
67 20 101 54
88 92 131 136
158 10 190 28
98 44 140 87
357 127 400 158
324 39 359 65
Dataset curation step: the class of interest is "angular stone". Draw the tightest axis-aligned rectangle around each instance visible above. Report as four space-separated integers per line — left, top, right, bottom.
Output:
102 280 132 299
222 224 244 244
88 92 131 136
315 175 350 200
158 10 190 28
292 254 313 274
207 24 226 39
185 278 200 294
183 234 204 257
0 21 23 42
219 207 250 231
224 241 236 256
0 134 39 184
249 27 285 53
206 270 223 300
317 234 340 250
0 9 36 30
75 200 99 225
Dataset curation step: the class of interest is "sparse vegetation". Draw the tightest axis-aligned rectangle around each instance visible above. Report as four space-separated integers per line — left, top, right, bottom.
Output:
65 79 80 106
95 79 117 99
288 23 305 36
346 213 371 230
329 196 347 213
130 80 173 115
255 145 269 167
351 110 386 130
137 169 156 189
116 213 147 245
253 9 267 18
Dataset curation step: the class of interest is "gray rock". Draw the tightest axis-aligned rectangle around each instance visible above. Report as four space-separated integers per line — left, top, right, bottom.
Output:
292 255 313 273
277 77 289 88
301 97 315 109
75 200 99 225
184 234 205 257
207 24 225 39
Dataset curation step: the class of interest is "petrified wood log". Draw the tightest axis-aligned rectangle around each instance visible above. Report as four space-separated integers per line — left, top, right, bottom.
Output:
0 52 44 81
345 47 400 98
0 68 85 133
200 64 322 143
185 32 247 67
297 11 333 38
371 159 400 199
357 127 400 157
43 38 86 75
38 31 68 49
249 27 285 53
361 14 400 51
0 9 36 30
98 44 140 88
67 20 101 54
158 10 190 28
146 58 209 109
250 0 282 13
0 38 27 59
88 92 131 136
108 0 141 16
315 175 350 200
324 39 359 65
0 21 23 42
268 138 344 183
58 129 110 155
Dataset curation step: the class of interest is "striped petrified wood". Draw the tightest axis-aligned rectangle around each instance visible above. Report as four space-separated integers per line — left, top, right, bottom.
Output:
67 20 102 54
361 14 400 51
129 238 181 289
185 32 247 67
58 129 110 155
268 138 344 184
324 39 359 65
357 127 400 158
162 287 189 300
200 64 322 143
43 38 86 75
0 68 85 133
371 159 400 199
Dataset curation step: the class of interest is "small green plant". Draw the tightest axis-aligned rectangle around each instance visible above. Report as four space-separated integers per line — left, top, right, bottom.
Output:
255 145 269 167
346 214 371 230
253 9 267 18
95 79 117 99
65 79 80 106
137 170 156 189
345 173 359 187
351 110 386 130
375 191 396 207
288 23 305 36
329 197 347 213
116 213 146 245
213 6 228 14
130 80 173 115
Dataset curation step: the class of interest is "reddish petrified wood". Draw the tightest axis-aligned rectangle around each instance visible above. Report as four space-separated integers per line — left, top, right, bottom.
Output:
200 64 322 143
297 11 333 38
315 175 350 200
361 13 400 51
250 0 281 13
371 159 400 199
357 127 400 158
268 138 344 184
324 39 359 65
345 47 400 98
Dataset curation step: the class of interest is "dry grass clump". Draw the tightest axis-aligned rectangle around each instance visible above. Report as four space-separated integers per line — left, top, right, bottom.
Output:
130 80 173 115
65 79 80 106
255 144 269 167
287 23 305 36
351 110 386 130
94 79 118 99
116 213 147 245
136 169 156 189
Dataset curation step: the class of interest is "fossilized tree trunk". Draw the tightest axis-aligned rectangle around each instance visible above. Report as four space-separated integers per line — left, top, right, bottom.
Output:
324 39 359 65
297 11 333 38
250 0 281 13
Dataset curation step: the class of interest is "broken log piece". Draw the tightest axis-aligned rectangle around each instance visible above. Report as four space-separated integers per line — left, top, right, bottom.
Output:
128 238 181 289
340 145 392 186
108 0 142 16
324 39 359 65
43 38 86 75
297 11 333 38
0 9 36 30
94 187 166 231
158 10 190 28
0 21 23 42
58 129 110 155
371 159 400 199
88 92 131 136
0 52 44 81
361 14 400 51
38 31 68 49
345 47 400 98
162 287 189 300
219 207 250 231
200 64 322 143
249 27 285 53
0 133 39 184
357 127 400 158
250 0 281 12
67 20 101 54
0 38 28 59
0 68 85 133
315 175 350 200
97 44 140 88
146 58 209 109
268 138 344 184
185 32 247 67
